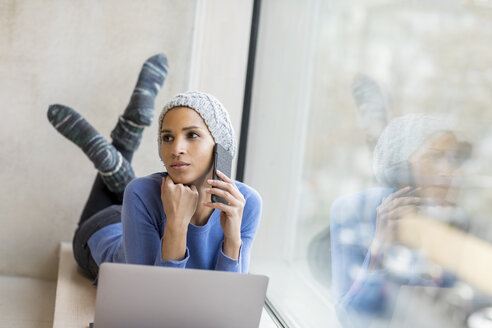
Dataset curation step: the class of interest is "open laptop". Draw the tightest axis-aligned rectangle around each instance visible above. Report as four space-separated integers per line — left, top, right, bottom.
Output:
92 262 269 328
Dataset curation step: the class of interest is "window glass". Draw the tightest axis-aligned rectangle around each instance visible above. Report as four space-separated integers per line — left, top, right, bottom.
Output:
247 1 492 327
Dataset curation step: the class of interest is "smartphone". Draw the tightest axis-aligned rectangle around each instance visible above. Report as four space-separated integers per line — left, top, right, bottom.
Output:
212 143 233 204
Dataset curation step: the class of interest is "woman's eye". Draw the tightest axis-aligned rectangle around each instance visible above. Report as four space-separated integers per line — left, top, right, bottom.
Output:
188 132 200 138
161 135 173 142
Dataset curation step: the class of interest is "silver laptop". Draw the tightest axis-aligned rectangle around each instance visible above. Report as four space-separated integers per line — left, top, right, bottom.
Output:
92 262 269 328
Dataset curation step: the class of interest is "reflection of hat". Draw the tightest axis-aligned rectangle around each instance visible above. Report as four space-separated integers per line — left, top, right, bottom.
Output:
373 114 452 187
157 91 236 158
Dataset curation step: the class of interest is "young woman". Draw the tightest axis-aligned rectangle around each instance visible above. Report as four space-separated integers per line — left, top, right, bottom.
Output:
47 54 262 281
330 114 469 327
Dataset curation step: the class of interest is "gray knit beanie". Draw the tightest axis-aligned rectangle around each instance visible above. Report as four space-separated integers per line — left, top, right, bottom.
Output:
373 114 453 187
157 91 236 159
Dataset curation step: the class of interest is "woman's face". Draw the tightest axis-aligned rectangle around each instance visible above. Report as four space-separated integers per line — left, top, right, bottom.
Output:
159 107 215 185
409 131 462 202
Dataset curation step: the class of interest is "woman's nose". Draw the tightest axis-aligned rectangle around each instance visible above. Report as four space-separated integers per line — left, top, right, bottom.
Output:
171 137 186 156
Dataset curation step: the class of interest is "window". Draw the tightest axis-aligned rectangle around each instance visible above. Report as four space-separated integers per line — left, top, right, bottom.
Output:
246 0 492 327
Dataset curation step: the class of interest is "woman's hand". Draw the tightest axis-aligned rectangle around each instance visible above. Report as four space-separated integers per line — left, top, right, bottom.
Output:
160 175 198 261
161 175 199 229
370 187 423 268
204 170 245 259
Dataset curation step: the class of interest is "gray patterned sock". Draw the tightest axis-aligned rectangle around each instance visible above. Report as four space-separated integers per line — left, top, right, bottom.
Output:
111 53 169 151
47 104 134 193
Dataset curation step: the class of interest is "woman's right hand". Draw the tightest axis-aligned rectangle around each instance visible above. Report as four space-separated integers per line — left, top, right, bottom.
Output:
161 175 198 231
369 187 422 267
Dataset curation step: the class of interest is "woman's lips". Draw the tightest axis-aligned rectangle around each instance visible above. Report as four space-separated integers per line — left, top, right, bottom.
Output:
170 162 190 171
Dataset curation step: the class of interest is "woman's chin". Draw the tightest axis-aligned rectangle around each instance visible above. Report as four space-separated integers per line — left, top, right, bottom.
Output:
168 171 204 186
167 167 212 186
168 174 193 185
420 186 452 204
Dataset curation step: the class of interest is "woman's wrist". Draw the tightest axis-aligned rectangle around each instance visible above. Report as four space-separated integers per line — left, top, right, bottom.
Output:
369 238 385 270
223 237 242 260
161 223 188 261
165 216 190 233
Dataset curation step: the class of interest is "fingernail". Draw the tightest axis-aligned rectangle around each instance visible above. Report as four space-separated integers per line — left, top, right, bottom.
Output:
205 188 211 192
207 179 213 184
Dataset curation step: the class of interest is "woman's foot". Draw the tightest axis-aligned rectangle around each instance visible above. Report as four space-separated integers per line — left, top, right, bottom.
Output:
47 104 134 193
111 53 169 151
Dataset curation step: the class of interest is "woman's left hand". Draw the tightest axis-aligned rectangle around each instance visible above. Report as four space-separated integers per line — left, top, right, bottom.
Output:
204 170 245 259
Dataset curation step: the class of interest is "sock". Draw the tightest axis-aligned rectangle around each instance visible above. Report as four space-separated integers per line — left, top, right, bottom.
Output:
111 53 169 151
47 104 135 193
352 74 388 119
98 151 135 193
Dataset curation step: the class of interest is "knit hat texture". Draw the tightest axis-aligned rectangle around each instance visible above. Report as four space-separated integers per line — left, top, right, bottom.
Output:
373 114 453 187
157 91 236 158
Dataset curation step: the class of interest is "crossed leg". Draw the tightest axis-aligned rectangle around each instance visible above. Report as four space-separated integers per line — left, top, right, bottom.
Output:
47 53 168 278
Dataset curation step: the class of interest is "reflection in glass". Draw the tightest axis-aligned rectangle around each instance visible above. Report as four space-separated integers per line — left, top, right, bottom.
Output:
329 114 482 327
300 3 492 327
248 0 492 326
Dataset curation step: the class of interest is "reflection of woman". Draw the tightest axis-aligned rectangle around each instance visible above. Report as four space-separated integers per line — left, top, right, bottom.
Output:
330 114 469 326
47 55 261 281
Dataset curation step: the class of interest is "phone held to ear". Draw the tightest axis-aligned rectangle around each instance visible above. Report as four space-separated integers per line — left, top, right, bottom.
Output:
212 144 233 204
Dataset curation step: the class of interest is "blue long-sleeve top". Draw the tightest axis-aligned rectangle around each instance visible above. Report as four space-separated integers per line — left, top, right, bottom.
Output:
330 188 394 313
87 172 262 274
330 187 460 327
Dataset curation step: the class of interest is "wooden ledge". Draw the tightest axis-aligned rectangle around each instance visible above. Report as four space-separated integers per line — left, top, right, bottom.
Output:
53 242 96 328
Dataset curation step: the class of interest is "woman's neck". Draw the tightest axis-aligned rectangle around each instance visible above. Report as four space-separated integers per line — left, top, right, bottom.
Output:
190 168 214 226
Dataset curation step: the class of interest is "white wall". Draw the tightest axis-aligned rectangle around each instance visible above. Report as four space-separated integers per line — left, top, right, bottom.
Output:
0 0 253 280
189 0 254 176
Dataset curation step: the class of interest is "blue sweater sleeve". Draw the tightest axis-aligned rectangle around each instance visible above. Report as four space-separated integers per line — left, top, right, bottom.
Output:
121 179 161 265
154 245 190 268
122 177 193 268
215 184 262 273
330 189 392 313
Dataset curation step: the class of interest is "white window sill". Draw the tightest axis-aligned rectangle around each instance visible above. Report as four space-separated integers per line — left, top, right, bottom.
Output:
252 258 341 327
